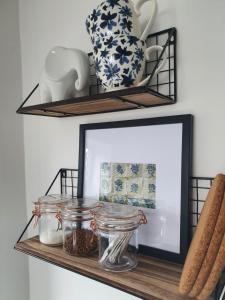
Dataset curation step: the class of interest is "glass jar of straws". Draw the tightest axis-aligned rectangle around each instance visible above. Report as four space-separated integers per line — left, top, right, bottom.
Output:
91 203 147 272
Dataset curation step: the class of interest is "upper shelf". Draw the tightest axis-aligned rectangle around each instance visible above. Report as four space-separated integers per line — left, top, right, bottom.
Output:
17 28 176 118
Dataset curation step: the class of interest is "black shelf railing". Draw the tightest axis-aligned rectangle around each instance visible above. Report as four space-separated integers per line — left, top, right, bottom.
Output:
15 168 225 298
17 28 177 118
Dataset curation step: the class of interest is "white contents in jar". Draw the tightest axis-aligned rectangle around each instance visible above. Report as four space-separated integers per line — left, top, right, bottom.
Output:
39 230 63 245
100 232 132 264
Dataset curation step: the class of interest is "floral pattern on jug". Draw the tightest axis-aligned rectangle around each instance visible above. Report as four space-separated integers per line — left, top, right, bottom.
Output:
86 0 139 44
93 34 146 90
86 0 157 43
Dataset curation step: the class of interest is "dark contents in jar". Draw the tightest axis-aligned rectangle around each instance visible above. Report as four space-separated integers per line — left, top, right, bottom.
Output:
64 229 98 256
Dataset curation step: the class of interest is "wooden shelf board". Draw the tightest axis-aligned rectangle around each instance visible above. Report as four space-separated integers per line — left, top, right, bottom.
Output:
15 236 192 300
17 87 174 118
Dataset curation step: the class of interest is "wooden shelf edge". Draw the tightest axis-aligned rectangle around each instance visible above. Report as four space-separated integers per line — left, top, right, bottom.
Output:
15 244 150 300
17 86 175 118
14 237 192 300
17 28 177 118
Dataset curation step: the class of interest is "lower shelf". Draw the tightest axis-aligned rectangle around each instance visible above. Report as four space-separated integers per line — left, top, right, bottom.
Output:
15 236 192 300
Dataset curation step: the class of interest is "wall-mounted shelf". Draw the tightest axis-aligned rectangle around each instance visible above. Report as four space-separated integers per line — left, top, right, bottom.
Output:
17 28 176 118
15 236 189 300
17 86 174 118
15 169 223 300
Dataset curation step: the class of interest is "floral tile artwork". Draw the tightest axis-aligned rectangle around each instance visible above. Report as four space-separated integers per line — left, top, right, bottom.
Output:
100 176 112 194
127 177 143 197
100 162 111 176
127 163 143 177
143 164 156 177
113 177 127 194
111 194 128 205
99 194 111 202
112 163 127 177
99 162 156 209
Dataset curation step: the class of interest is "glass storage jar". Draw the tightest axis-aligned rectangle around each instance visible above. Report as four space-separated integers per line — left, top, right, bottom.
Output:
33 194 72 246
61 199 99 256
92 203 147 272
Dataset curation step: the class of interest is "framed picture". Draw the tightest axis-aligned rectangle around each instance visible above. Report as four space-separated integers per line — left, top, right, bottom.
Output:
78 115 193 263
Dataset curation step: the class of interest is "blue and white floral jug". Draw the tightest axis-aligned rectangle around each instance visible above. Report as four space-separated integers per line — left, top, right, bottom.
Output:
93 34 167 91
86 0 157 43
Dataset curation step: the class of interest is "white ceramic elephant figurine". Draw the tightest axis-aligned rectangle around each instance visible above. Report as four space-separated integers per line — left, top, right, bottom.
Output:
40 46 90 103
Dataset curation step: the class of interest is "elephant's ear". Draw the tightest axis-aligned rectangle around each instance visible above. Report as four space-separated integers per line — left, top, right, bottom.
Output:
75 78 81 91
39 71 52 103
73 51 90 91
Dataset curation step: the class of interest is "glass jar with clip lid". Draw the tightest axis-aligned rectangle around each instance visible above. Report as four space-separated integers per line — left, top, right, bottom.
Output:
91 203 147 272
61 198 100 256
33 194 72 246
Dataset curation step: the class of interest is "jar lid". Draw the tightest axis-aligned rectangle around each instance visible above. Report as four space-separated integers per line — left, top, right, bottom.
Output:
34 194 72 207
93 203 147 231
95 203 139 219
61 198 100 220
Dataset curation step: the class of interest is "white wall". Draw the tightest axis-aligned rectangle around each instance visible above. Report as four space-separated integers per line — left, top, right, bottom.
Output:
0 1 29 300
19 0 225 299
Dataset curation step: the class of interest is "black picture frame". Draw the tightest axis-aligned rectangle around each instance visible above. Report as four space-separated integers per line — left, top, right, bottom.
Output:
78 114 193 263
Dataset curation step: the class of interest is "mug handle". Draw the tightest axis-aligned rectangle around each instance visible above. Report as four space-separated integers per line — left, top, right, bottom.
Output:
137 45 167 87
134 0 157 41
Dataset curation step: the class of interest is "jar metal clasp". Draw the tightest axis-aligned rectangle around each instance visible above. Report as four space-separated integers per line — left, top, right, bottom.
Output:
138 210 148 225
90 219 97 231
32 205 41 228
55 211 62 231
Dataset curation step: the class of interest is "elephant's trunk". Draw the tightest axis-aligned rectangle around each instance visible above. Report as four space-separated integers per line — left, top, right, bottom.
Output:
72 50 89 91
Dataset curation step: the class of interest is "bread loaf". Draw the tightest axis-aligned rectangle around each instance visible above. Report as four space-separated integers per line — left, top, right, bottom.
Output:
179 174 225 295
197 231 225 300
189 192 225 297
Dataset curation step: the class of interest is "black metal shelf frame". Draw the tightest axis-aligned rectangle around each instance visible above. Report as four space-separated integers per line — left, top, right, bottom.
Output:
17 27 177 118
15 169 225 298
18 170 212 244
